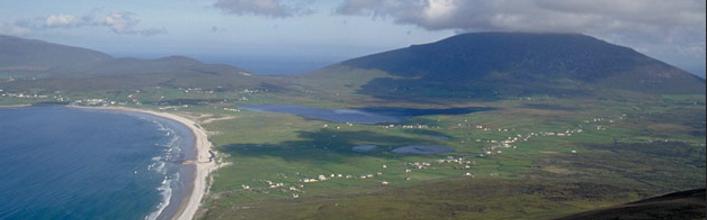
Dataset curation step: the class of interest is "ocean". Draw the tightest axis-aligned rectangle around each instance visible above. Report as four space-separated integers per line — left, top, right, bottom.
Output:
0 106 196 220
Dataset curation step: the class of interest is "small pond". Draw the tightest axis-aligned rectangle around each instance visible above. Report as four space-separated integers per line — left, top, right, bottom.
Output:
391 145 455 155
352 145 379 153
241 104 491 125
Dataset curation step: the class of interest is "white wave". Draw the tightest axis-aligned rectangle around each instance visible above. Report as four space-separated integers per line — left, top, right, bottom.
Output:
143 117 189 220
144 175 176 220
149 161 167 175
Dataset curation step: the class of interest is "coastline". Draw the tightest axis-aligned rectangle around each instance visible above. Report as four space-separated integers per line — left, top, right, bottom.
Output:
0 104 32 108
71 106 218 220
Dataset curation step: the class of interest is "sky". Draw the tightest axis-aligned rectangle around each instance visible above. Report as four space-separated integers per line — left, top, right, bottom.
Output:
0 0 705 76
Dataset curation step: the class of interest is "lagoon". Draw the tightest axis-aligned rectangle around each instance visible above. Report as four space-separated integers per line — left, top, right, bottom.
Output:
241 104 490 124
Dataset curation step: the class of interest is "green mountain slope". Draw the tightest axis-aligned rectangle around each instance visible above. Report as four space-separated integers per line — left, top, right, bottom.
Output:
556 188 706 220
310 32 705 102
0 35 112 73
0 35 266 92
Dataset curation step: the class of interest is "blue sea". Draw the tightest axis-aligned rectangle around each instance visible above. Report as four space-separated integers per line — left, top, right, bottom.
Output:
0 106 196 220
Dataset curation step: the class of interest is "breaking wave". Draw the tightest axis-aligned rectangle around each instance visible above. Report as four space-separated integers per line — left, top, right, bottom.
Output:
143 119 184 220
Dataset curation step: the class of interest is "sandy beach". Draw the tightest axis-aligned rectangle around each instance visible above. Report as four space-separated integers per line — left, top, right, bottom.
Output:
71 106 218 220
0 104 32 108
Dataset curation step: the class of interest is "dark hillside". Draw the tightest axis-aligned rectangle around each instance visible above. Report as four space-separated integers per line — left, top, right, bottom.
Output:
314 32 705 101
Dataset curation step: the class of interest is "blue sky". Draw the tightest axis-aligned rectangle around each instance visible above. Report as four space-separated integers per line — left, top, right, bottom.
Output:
1 0 705 76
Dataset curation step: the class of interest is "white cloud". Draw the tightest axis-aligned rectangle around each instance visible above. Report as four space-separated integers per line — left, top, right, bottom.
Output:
99 11 165 35
213 0 314 17
103 12 137 33
424 0 457 22
45 14 78 28
0 22 31 36
11 10 166 36
337 0 705 33
337 0 706 74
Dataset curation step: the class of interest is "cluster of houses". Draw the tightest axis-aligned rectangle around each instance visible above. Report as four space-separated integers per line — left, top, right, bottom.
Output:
0 89 142 107
584 117 618 124
584 116 620 131
407 161 432 170
405 157 476 178
473 114 625 157
477 128 586 156
238 167 395 199
126 93 142 105
72 98 118 106
240 179 305 199
0 90 49 99
436 156 476 168
401 124 430 129
380 124 438 129
180 87 214 94
0 89 135 107
243 158 482 198
238 162 453 199
237 89 260 102
229 112 631 200
0 89 123 106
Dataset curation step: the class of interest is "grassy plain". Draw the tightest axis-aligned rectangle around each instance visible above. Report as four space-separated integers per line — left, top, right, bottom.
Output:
194 91 705 219
1 75 704 220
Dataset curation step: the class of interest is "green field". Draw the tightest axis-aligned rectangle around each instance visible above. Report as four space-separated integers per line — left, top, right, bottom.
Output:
188 89 703 219
1 76 705 220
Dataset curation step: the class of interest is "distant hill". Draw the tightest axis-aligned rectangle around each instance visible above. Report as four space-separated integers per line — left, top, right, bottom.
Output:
0 35 263 91
0 35 249 76
0 35 112 73
556 188 706 220
311 32 705 101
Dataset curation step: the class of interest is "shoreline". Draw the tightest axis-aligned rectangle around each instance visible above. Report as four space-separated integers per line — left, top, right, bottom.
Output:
0 104 32 108
71 105 218 220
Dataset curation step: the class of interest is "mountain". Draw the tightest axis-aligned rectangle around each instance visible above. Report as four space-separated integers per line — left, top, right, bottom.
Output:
556 188 705 220
311 32 705 101
0 35 249 76
0 35 260 91
0 35 112 73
